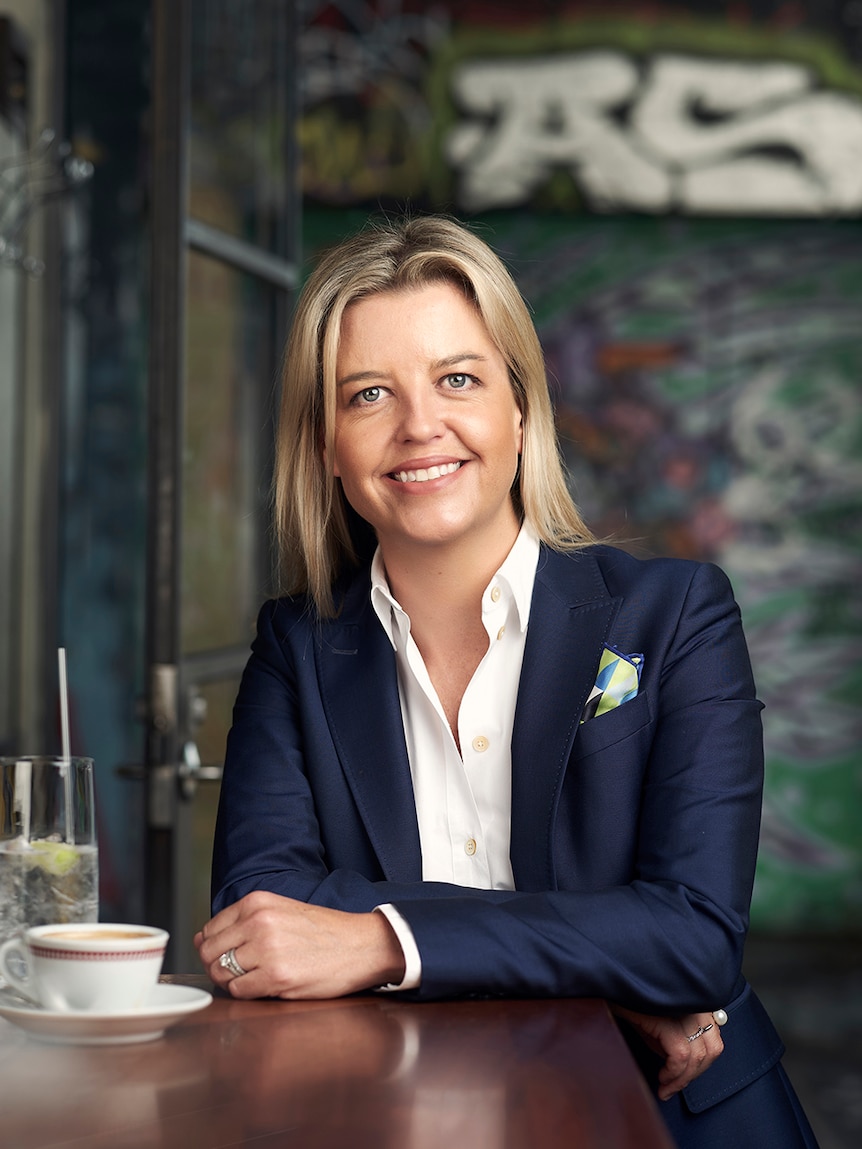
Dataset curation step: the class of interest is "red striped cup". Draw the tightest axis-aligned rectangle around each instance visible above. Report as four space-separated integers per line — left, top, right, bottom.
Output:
0 923 169 1012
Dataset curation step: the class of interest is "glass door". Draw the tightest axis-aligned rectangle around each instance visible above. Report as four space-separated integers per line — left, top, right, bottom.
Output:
145 0 297 971
0 97 25 753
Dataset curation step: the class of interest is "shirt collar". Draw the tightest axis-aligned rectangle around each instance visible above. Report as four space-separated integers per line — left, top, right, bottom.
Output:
370 522 540 650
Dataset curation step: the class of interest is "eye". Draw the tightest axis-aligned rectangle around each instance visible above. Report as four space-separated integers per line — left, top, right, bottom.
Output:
443 373 476 390
352 386 383 405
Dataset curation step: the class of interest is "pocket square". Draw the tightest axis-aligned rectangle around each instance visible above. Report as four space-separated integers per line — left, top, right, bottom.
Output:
580 646 644 723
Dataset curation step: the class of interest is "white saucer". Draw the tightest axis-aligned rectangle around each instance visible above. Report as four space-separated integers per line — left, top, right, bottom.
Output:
0 982 212 1045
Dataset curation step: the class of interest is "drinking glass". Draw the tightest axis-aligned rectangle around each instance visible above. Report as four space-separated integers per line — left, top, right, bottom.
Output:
0 757 98 947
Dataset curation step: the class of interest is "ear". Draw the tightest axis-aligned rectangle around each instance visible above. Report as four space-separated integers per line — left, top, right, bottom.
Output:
515 408 524 456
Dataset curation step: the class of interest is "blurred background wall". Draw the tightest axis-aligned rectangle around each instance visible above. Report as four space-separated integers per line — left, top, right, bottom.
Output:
1 0 859 953
297 0 862 936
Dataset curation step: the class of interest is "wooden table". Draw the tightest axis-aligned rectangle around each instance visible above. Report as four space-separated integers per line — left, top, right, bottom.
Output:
0 976 674 1148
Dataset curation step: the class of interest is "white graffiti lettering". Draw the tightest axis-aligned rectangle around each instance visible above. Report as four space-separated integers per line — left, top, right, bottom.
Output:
447 52 862 214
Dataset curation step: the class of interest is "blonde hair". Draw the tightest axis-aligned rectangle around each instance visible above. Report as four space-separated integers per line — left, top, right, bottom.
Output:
274 215 593 617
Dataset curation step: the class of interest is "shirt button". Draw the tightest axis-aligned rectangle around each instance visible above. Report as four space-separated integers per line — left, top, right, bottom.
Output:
496 625 506 641
471 735 489 753
465 838 477 856
490 586 501 603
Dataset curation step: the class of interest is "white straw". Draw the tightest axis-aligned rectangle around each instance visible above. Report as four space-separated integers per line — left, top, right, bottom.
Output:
58 647 71 762
58 647 73 843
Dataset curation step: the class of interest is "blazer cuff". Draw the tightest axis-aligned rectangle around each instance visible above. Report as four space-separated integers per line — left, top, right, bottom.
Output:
373 903 422 991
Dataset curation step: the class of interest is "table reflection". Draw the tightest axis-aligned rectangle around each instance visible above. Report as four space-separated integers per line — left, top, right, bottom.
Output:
0 987 669 1149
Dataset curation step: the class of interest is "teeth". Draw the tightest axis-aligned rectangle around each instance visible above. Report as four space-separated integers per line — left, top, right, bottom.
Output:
394 461 461 484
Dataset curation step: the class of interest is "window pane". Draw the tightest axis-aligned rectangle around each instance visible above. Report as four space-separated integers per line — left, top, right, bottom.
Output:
190 0 291 252
181 249 273 655
0 121 22 750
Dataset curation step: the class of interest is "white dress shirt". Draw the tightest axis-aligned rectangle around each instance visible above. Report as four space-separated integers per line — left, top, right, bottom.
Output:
370 524 540 989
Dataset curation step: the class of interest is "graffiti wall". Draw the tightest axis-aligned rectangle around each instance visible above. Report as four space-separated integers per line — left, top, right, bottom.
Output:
298 0 862 932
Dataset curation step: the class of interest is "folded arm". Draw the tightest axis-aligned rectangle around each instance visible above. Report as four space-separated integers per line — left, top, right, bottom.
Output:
210 562 762 1014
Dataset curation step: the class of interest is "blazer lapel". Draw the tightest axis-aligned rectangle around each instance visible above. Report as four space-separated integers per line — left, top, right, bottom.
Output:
316 574 422 882
510 547 620 891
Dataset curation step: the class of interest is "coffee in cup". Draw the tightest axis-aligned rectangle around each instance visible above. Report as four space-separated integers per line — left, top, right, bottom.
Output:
0 922 169 1012
41 928 153 942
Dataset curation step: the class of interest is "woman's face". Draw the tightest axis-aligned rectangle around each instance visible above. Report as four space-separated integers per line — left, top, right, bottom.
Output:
331 282 523 560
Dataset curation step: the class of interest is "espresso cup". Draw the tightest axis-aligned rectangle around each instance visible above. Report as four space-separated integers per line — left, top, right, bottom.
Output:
0 923 169 1012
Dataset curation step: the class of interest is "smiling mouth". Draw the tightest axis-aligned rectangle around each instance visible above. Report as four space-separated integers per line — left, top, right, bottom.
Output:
390 461 463 484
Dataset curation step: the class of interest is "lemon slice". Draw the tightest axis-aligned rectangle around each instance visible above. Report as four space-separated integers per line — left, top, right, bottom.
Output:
28 840 81 876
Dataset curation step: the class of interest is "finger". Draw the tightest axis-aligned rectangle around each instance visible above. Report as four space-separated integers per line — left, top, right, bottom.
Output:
204 889 281 936
700 1024 724 1067
224 966 280 999
658 1051 696 1098
210 956 253 993
197 916 250 960
658 1021 723 1097
684 1020 722 1072
199 892 295 961
658 1024 706 1077
199 933 256 987
660 1034 702 1077
198 902 242 942
658 1054 697 1098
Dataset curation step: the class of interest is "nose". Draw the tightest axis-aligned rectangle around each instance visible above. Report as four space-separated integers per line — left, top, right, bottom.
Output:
396 386 445 443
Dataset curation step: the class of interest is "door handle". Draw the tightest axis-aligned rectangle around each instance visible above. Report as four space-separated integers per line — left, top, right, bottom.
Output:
117 747 223 824
178 741 223 799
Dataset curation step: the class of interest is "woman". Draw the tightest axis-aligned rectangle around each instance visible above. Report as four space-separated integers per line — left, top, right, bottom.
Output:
196 216 818 1148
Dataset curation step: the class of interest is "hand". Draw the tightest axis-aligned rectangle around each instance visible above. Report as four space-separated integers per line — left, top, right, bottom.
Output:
194 890 406 999
611 1006 724 1101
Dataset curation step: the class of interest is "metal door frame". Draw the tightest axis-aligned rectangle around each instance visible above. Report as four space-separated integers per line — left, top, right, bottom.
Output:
145 0 298 970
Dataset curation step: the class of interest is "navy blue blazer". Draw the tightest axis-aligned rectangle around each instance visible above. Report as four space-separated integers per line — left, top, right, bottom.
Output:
213 544 818 1147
